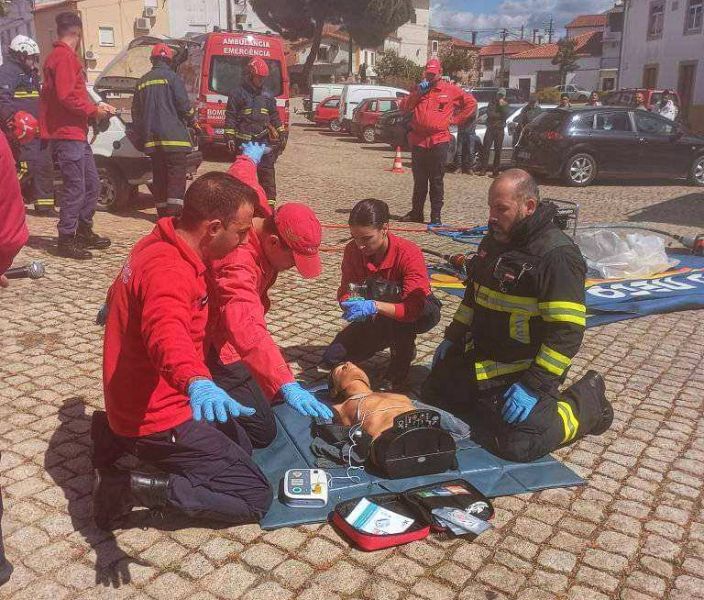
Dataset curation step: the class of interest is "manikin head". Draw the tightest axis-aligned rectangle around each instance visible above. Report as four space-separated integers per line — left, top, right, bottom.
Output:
328 361 372 403
348 198 390 260
56 11 83 51
487 168 540 243
179 172 256 261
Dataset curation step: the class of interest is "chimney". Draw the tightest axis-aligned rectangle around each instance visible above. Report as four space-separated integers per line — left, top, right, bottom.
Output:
471 31 477 45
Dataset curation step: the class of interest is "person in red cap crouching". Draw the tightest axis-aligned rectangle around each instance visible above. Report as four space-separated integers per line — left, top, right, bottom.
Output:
401 57 477 225
132 42 196 218
208 202 333 420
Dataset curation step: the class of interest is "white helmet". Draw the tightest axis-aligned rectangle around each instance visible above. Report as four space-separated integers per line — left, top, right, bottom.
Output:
10 35 40 57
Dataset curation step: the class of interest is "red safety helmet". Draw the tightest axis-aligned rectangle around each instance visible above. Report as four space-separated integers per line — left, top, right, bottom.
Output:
425 58 442 75
151 43 174 60
248 57 269 78
8 111 39 144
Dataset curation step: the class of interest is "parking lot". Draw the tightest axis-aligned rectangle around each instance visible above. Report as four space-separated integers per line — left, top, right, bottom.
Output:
1 105 703 599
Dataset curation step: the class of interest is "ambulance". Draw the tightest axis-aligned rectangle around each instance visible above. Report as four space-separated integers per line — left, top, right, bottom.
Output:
180 31 290 149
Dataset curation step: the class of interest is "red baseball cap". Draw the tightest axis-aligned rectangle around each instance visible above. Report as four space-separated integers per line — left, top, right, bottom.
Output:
425 58 442 74
151 43 174 60
274 203 322 279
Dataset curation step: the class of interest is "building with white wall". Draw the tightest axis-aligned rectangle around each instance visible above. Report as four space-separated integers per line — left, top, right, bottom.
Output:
479 40 535 86
0 0 35 65
168 0 270 38
619 0 704 130
565 14 607 39
394 0 429 66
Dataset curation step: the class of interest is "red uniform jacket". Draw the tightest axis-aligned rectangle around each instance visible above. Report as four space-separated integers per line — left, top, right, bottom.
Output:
209 228 295 401
405 80 477 148
338 233 431 322
227 155 272 217
103 218 211 437
0 132 28 273
40 41 98 141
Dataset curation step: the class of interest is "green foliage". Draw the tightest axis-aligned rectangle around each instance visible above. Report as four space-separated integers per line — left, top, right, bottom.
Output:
536 87 562 103
0 0 9 18
375 50 423 88
439 46 476 80
551 38 579 86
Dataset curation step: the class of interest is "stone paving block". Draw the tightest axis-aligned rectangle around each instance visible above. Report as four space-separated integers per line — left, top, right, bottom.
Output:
313 560 368 595
375 556 425 583
241 581 293 600
536 548 577 573
179 551 215 580
476 564 526 594
201 563 257 600
240 543 286 571
361 578 406 600
575 565 619 594
272 559 314 591
139 540 189 569
144 572 196 600
595 530 639 557
298 537 345 568
199 536 245 562
566 585 610 600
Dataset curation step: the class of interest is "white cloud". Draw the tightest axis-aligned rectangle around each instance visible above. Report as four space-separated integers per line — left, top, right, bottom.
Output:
432 0 615 43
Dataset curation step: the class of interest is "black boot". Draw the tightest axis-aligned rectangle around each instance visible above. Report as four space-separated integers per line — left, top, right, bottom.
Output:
57 233 92 260
399 211 424 223
76 222 111 250
90 411 125 469
563 370 614 438
430 213 442 226
93 469 170 530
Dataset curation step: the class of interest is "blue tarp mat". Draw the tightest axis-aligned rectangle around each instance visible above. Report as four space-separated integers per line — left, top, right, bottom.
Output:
428 251 704 328
252 402 584 530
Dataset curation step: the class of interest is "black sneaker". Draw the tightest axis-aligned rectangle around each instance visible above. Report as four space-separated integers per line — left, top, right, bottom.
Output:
76 224 111 250
430 216 442 226
399 212 424 223
57 234 92 260
584 371 614 436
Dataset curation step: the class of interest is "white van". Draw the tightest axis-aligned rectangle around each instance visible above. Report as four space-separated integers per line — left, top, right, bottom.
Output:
339 84 409 131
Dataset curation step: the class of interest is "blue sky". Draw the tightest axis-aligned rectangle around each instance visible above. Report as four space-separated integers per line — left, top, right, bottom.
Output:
431 0 615 43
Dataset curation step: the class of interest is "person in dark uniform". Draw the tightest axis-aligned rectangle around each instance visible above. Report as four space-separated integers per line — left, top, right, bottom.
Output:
322 198 442 391
423 169 613 462
513 94 541 145
224 57 287 210
131 43 196 218
0 35 56 216
477 88 510 177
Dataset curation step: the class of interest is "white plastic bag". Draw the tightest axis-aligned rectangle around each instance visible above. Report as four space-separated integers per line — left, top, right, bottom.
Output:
575 229 678 279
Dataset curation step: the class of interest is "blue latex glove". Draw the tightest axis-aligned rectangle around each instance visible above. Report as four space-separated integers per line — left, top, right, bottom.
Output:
501 383 538 424
340 299 377 322
281 383 333 419
432 339 454 370
188 379 256 423
419 79 431 93
241 141 271 165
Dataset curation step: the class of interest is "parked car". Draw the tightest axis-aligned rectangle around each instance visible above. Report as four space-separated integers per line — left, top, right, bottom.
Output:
514 106 704 187
350 97 403 142
303 83 345 119
468 87 524 103
603 88 681 112
553 84 591 102
313 95 342 131
339 84 409 132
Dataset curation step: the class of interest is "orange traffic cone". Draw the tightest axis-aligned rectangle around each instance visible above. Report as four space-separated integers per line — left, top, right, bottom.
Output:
388 146 405 174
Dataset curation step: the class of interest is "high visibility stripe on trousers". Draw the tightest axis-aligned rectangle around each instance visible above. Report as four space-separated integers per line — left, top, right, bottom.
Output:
557 401 579 444
475 359 533 381
14 91 39 98
453 304 474 326
35 198 55 207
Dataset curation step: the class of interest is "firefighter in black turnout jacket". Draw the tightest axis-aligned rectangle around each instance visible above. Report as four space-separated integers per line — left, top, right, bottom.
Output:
0 35 56 215
132 43 195 218
423 169 613 462
224 57 287 209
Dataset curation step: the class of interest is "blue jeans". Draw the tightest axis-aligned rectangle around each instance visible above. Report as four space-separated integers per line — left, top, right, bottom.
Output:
52 140 100 235
454 126 477 171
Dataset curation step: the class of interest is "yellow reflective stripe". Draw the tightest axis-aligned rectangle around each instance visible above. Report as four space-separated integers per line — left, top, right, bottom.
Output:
137 78 169 90
465 339 475 353
35 198 54 206
474 284 539 315
509 313 531 344
539 301 586 327
535 344 571 376
453 304 474 326
235 132 253 140
17 161 28 180
276 125 286 132
14 91 39 98
144 140 192 148
557 401 579 444
259 107 269 114
242 108 253 115
475 359 532 381
223 128 236 134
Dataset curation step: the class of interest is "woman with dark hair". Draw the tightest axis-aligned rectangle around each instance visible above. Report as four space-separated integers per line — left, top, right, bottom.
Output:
321 198 441 390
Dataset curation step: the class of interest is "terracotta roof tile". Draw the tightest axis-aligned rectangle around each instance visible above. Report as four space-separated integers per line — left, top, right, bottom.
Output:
565 14 607 28
479 40 535 56
510 31 603 60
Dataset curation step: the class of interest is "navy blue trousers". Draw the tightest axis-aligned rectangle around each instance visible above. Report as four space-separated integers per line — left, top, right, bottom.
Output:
52 140 100 235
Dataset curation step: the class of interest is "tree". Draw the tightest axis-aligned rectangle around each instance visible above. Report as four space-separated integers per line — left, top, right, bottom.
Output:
552 38 579 86
375 50 422 82
0 0 10 18
439 46 477 82
251 0 413 87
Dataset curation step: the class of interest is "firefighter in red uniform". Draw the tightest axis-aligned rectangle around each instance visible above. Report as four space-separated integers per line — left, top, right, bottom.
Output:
92 172 278 529
321 198 442 391
208 166 331 420
400 58 477 225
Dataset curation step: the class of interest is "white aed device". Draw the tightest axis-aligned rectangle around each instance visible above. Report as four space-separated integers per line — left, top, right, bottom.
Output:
283 469 329 508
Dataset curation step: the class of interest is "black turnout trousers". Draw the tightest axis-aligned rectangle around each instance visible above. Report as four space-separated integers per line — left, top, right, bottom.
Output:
411 143 448 220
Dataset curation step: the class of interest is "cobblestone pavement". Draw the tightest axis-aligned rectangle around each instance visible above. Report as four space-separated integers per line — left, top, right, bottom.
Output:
1 104 704 599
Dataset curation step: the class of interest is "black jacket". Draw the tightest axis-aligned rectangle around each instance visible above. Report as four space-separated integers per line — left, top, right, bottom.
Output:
0 57 40 122
224 79 284 144
445 202 587 396
131 63 194 153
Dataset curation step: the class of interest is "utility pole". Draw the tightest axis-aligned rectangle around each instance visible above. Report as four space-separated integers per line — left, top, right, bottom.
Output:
520 25 524 39
499 28 508 86
532 28 539 43
226 0 233 31
545 14 555 43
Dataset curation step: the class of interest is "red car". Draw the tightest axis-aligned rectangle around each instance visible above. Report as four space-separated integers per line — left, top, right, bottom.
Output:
350 97 403 143
314 95 342 132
